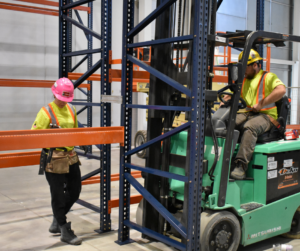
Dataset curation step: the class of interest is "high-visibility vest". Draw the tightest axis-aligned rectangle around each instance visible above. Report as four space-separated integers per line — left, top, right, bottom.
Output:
42 103 75 127
241 71 277 112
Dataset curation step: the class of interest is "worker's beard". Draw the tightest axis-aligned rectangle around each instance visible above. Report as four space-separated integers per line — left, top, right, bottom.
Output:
245 70 256 79
245 73 255 79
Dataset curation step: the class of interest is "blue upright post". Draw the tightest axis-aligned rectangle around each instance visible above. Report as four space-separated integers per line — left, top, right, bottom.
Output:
59 0 69 78
117 0 134 244
185 0 209 249
87 1 93 153
256 0 264 68
99 0 112 233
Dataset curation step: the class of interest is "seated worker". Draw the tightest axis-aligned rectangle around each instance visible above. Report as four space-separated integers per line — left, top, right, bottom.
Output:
229 49 286 180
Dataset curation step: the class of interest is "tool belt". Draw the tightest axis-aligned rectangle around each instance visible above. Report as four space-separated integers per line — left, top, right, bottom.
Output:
39 149 80 175
266 114 285 135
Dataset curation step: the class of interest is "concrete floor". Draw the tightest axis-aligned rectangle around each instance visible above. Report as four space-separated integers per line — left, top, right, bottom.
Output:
0 148 300 251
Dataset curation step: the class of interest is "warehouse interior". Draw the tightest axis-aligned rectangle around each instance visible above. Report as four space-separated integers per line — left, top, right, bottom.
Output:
1 0 300 251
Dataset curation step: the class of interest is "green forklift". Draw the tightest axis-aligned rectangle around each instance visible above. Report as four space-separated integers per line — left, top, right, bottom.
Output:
138 30 300 250
167 31 300 250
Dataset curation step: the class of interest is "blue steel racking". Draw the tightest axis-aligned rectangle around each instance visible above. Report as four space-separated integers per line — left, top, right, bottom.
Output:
256 0 264 68
59 0 113 233
117 0 209 250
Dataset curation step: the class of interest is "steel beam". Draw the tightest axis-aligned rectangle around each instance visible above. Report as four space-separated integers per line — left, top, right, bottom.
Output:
125 163 188 182
128 35 193 48
126 104 191 111
63 15 101 40
62 0 94 10
0 127 124 151
256 0 264 68
127 55 191 97
63 48 101 57
99 0 113 233
118 0 134 243
125 122 190 157
128 0 177 38
73 59 101 88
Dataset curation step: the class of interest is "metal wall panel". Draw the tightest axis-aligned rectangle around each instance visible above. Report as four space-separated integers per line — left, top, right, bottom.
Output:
216 0 247 32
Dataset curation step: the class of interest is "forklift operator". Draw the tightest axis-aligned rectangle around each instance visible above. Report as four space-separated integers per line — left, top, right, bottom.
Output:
226 49 286 180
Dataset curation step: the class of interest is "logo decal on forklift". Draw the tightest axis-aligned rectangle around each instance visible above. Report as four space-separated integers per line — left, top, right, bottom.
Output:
278 167 298 176
249 226 281 240
278 166 299 189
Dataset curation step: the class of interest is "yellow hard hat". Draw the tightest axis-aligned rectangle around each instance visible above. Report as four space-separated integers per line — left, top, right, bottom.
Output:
238 49 263 65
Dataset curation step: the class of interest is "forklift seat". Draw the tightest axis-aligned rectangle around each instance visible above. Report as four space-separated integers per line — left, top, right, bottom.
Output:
257 96 290 143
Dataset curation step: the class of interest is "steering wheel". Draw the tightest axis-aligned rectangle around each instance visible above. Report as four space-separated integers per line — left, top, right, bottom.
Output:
218 92 247 110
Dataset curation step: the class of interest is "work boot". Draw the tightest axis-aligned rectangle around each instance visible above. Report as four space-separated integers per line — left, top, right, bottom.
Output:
230 162 246 180
49 217 61 234
60 222 82 245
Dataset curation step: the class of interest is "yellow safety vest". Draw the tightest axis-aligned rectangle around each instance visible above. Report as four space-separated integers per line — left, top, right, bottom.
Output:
31 101 78 151
240 70 285 119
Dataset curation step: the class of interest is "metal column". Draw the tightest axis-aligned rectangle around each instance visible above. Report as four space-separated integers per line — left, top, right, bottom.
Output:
87 1 93 153
59 0 112 233
256 0 265 67
117 0 209 250
99 0 112 233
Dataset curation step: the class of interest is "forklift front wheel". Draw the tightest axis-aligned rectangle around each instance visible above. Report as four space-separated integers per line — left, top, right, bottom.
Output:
134 130 147 158
200 210 241 251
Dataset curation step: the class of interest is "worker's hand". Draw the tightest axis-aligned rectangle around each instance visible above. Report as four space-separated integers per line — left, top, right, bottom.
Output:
252 102 263 113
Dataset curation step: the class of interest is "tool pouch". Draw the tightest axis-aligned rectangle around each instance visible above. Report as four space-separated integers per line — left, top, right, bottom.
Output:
39 149 48 175
45 150 80 174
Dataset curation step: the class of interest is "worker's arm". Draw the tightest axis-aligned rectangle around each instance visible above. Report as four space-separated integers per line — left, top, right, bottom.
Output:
252 85 286 112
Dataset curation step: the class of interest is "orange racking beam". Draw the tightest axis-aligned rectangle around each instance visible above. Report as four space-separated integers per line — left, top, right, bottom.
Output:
69 69 150 83
68 73 100 81
0 127 124 151
0 79 90 90
108 195 143 214
0 2 58 16
15 0 90 12
0 151 40 169
82 171 142 185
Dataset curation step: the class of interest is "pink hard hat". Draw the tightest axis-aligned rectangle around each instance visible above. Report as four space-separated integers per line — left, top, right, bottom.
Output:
51 77 74 102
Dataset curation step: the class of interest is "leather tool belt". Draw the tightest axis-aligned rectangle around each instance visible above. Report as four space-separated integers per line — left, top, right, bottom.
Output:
45 149 81 174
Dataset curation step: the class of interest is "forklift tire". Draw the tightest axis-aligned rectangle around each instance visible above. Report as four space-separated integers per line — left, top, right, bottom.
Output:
282 206 300 239
136 199 144 226
200 210 241 251
134 130 147 158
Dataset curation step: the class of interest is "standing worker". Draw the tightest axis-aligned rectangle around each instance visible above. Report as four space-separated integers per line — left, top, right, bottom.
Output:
31 78 83 245
228 49 286 180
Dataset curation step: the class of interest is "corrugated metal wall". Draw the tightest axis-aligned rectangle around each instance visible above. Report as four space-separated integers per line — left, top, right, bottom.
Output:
217 0 293 87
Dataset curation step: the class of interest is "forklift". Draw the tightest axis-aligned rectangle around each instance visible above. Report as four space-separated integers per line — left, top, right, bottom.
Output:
137 1 300 250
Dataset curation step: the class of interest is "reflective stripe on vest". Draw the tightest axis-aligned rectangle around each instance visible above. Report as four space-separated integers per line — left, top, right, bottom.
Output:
66 104 75 124
42 103 75 127
243 71 276 111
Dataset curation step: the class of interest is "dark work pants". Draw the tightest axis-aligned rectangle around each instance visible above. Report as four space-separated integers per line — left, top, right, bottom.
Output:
235 112 272 168
45 162 82 226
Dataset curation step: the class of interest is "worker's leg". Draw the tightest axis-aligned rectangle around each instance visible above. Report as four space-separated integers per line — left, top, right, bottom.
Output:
64 162 82 214
235 113 248 131
45 172 68 226
60 162 82 245
235 113 272 166
231 114 272 180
